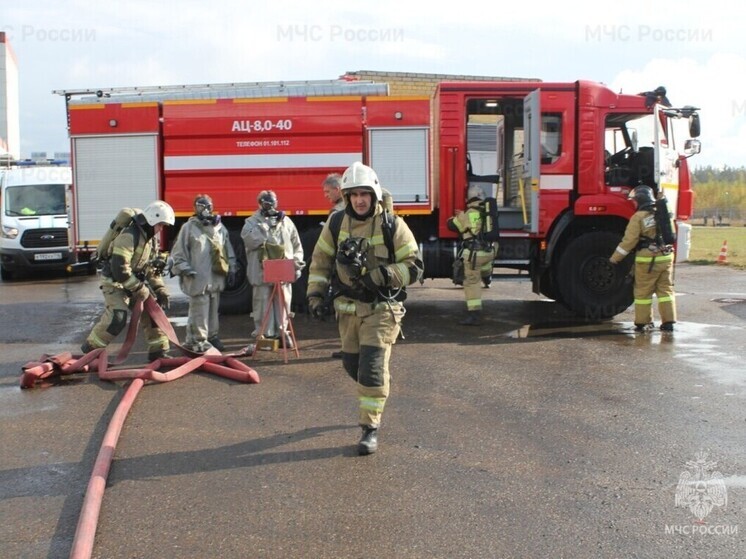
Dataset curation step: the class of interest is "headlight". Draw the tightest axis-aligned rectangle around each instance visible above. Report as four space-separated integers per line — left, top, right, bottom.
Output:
1 225 19 239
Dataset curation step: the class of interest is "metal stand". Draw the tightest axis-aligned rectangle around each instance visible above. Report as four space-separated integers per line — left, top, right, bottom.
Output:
251 259 299 363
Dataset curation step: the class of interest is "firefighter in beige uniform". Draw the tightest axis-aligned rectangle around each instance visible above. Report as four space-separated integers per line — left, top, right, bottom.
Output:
609 185 676 332
81 201 175 360
446 185 496 326
306 162 424 455
170 194 236 353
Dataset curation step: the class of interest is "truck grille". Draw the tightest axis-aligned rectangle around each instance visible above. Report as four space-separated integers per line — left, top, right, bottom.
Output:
20 228 69 248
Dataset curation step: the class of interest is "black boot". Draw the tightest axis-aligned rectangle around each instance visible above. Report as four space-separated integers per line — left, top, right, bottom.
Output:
358 426 378 455
660 322 675 332
80 341 96 354
459 310 482 326
207 336 225 351
147 348 174 361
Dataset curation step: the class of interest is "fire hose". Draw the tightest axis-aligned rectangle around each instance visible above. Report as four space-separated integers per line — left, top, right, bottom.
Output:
20 296 260 559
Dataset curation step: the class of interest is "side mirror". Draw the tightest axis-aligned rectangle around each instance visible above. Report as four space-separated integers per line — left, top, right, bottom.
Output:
684 138 701 156
689 113 701 138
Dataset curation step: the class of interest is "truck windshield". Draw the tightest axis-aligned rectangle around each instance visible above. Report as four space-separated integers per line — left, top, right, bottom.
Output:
4 184 67 216
604 113 656 188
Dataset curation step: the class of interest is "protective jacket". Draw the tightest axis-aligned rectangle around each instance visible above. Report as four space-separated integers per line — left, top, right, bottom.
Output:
611 209 676 326
102 222 166 295
171 217 236 296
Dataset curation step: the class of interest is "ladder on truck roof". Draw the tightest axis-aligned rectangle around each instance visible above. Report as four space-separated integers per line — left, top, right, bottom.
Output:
53 79 389 104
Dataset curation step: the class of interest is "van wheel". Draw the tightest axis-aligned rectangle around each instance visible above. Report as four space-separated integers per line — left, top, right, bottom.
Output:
556 231 632 319
293 225 323 313
0 266 14 281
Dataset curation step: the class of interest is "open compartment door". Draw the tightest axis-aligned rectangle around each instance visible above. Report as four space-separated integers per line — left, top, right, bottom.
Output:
522 90 541 233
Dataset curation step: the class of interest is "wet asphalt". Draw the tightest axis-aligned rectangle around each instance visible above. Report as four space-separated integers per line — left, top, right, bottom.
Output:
0 264 744 559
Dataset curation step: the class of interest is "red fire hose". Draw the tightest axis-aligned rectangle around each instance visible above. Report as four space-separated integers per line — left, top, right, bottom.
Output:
20 297 260 559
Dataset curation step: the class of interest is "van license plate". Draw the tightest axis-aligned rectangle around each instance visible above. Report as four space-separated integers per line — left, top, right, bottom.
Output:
34 252 62 261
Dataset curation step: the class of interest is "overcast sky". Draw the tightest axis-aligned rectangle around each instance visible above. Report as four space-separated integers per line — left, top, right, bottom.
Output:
3 0 745 168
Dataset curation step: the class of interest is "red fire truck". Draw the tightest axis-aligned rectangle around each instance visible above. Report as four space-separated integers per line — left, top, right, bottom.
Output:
55 77 701 318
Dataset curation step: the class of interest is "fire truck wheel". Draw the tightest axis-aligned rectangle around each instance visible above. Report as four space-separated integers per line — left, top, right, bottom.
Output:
293 225 324 313
556 231 633 319
219 230 252 315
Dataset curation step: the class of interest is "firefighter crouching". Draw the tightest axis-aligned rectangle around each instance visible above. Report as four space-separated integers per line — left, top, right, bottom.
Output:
446 185 497 326
609 185 676 332
81 201 176 360
306 162 424 455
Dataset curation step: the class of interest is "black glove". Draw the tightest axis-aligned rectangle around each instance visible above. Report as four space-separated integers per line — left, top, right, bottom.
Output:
155 289 170 310
359 265 390 292
308 296 325 320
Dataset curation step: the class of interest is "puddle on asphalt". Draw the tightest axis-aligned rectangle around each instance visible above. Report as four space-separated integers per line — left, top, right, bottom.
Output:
506 321 628 339
505 320 745 387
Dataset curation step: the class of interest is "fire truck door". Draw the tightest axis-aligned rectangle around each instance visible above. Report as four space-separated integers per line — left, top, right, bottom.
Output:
522 90 540 233
654 105 679 211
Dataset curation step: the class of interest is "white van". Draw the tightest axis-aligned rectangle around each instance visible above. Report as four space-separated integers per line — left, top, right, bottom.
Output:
0 164 72 280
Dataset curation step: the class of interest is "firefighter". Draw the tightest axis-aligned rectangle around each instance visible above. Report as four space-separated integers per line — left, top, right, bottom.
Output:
81 201 175 360
322 172 345 213
170 194 236 353
306 162 424 455
241 190 304 347
609 185 676 332
446 185 496 325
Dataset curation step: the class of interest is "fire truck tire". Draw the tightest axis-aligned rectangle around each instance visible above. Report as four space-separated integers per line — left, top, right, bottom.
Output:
555 231 632 319
294 224 324 313
219 230 252 315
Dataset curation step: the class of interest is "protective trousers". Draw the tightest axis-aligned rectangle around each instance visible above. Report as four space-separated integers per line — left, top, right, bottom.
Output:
251 282 292 338
633 253 676 325
86 284 169 353
337 303 403 427
462 248 494 311
186 290 220 344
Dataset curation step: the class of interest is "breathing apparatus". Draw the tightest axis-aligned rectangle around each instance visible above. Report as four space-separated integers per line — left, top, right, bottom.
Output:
258 190 285 227
194 195 220 226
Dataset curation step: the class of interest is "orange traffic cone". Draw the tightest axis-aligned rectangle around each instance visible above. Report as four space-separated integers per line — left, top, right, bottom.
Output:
716 240 728 264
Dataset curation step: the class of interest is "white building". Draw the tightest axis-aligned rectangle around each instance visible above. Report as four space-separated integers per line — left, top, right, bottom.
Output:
0 32 20 161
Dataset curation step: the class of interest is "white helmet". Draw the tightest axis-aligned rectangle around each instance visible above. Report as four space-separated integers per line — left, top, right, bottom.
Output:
142 201 175 226
467 184 486 202
341 162 382 203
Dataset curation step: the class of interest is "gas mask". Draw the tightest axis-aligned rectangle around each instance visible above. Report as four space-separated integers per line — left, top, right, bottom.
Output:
259 193 283 227
336 236 370 285
195 196 219 225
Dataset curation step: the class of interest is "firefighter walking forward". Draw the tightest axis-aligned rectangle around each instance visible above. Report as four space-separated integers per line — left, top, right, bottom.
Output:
81 201 176 360
306 162 424 455
446 185 496 326
609 185 676 332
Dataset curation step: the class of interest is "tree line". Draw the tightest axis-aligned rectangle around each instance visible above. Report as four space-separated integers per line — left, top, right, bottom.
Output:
691 165 745 223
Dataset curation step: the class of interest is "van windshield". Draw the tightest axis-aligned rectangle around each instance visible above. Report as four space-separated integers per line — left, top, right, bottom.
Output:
4 184 67 216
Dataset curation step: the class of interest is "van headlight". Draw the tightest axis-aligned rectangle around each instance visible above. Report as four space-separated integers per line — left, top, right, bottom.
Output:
1 225 19 239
